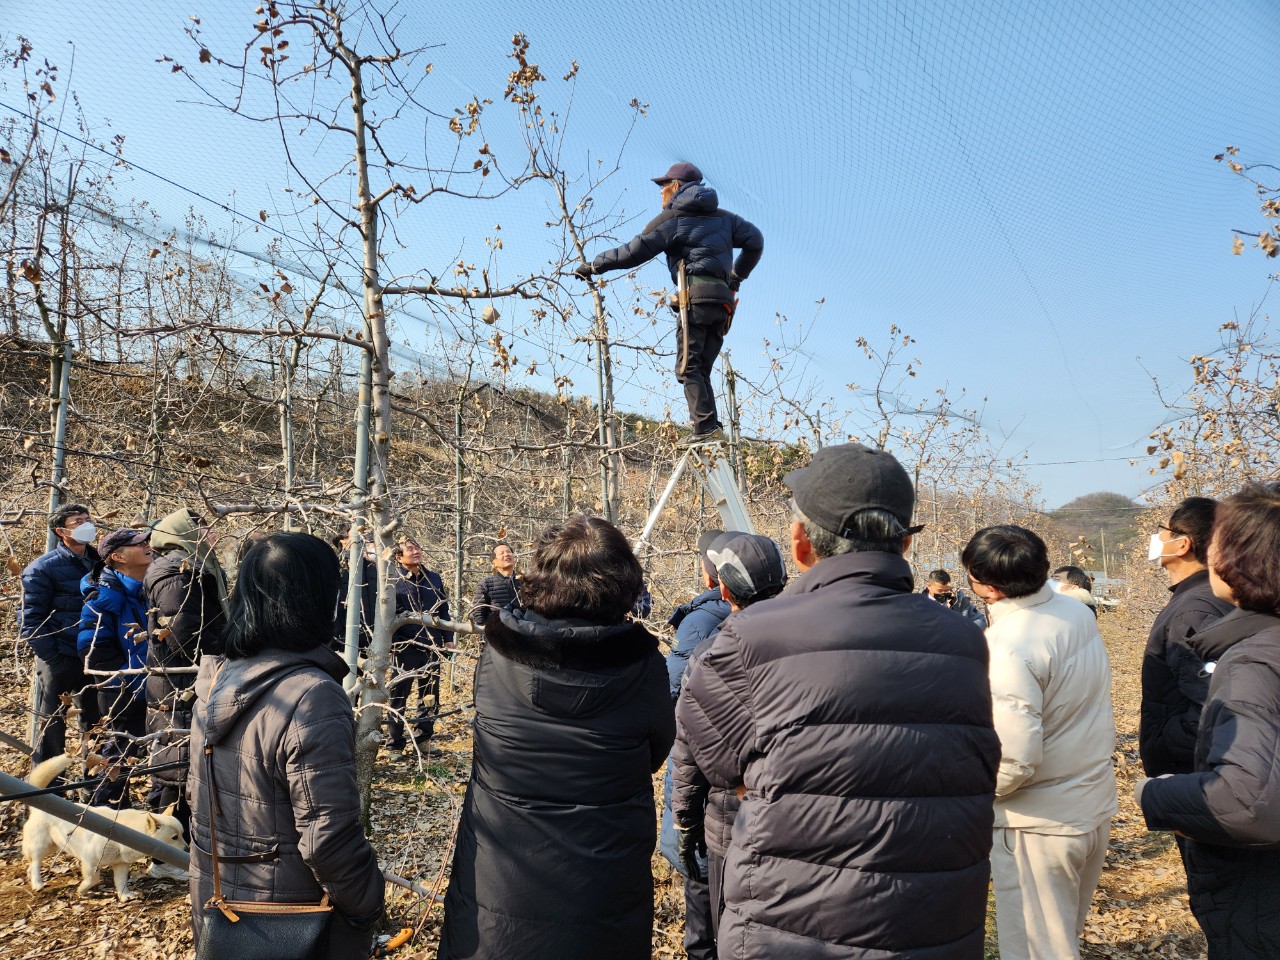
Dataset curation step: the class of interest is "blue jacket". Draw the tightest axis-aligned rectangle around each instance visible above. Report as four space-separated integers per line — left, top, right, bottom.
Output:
665 587 731 700
77 568 149 697
591 183 763 301
659 587 730 875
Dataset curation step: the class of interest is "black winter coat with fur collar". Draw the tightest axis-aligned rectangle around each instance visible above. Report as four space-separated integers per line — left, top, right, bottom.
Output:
438 608 675 960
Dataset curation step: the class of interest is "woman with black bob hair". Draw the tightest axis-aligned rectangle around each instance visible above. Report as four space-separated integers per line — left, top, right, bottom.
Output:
439 515 676 960
1137 483 1280 958
188 533 384 959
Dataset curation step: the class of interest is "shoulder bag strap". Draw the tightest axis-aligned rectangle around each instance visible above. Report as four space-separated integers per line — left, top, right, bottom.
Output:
202 661 330 918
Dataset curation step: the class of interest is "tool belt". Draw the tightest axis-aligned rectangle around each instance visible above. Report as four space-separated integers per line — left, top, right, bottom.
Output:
668 275 733 311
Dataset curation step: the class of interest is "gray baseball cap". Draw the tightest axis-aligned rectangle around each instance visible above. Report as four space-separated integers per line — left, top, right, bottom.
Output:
707 533 788 604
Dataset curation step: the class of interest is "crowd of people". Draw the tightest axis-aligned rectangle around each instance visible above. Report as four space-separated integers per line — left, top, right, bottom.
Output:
14 441 1280 960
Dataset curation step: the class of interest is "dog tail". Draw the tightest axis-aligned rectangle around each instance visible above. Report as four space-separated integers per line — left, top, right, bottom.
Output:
27 754 76 789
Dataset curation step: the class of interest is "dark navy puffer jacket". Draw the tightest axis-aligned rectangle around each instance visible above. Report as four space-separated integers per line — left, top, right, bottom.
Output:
19 544 99 662
677 551 1000 959
470 573 520 627
1141 609 1280 959
590 183 763 301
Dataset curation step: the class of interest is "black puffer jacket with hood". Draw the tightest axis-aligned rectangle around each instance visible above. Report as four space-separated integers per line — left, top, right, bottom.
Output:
1140 609 1280 959
438 607 675 960
188 647 384 960
676 550 1000 959
590 182 763 302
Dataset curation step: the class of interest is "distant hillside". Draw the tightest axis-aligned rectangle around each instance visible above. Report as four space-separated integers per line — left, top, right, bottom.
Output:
1050 492 1144 537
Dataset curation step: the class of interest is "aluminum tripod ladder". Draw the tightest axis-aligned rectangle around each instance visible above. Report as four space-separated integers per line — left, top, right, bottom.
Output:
634 443 754 553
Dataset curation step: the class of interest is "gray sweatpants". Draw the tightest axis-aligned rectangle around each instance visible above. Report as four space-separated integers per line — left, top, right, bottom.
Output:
991 821 1110 960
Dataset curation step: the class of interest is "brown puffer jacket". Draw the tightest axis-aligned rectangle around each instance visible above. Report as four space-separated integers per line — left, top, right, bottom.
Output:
188 647 384 960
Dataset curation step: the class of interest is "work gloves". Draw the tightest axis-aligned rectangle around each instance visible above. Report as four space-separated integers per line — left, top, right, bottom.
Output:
675 820 707 883
573 263 595 281
728 271 742 292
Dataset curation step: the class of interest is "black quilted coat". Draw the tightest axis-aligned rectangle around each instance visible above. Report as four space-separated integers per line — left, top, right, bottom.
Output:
1140 609 1280 959
438 608 675 960
144 546 227 790
676 550 1000 959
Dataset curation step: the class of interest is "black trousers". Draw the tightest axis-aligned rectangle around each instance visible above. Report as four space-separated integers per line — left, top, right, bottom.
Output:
32 655 102 763
386 650 441 747
678 302 731 435
89 686 146 808
684 869 717 960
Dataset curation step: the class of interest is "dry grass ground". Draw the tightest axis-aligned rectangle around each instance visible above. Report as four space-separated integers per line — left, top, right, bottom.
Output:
0 610 1207 959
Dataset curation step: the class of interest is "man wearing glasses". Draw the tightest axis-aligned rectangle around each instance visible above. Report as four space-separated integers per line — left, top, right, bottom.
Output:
1139 499 1233 779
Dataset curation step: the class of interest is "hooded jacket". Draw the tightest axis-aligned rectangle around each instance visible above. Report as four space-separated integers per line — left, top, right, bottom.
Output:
438 607 675 960
20 543 99 663
77 567 149 698
1140 609 1280 958
666 586 731 700
590 183 763 302
188 647 384 959
1139 569 1233 777
676 551 1000 959
659 586 730 874
144 509 229 787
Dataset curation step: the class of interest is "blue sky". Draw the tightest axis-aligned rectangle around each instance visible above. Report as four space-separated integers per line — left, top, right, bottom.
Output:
5 0 1278 507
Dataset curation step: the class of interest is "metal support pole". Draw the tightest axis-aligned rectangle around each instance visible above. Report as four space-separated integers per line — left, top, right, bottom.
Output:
0 730 34 756
724 354 744 495
343 338 374 690
44 338 72 554
454 393 465 620
0 769 189 869
633 451 692 553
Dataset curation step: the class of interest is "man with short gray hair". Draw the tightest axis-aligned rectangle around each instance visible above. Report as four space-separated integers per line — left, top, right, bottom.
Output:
676 443 1000 959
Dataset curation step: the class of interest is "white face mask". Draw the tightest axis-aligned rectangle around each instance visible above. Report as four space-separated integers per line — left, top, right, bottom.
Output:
69 521 98 545
1149 532 1187 562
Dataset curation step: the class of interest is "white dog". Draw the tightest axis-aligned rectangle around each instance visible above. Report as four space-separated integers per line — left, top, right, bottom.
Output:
21 755 188 901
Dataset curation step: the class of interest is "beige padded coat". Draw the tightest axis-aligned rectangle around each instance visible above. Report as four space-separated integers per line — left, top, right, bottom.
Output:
986 584 1118 834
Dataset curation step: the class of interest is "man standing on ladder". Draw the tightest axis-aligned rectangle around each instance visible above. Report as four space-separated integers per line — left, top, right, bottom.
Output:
576 162 763 445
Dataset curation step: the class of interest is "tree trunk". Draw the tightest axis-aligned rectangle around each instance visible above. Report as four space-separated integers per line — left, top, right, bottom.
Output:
336 25 399 814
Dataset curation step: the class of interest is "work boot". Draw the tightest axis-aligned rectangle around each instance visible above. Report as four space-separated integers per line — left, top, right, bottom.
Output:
679 427 724 447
